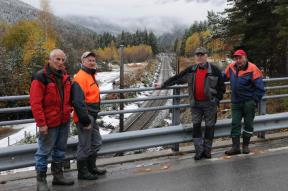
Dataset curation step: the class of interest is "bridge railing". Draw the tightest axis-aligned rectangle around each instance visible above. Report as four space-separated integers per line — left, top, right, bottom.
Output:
1 77 288 127
0 112 287 171
0 77 288 171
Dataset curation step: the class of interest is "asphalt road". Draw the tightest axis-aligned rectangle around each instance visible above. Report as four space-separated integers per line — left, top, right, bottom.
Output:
80 148 288 191
3 145 288 191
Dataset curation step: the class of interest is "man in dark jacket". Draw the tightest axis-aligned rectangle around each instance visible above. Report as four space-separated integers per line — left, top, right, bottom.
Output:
71 51 106 180
30 49 74 191
224 49 265 155
155 47 225 160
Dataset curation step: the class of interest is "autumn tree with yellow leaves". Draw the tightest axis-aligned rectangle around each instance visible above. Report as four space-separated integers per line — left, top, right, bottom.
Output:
96 41 119 63
124 45 153 63
0 0 56 94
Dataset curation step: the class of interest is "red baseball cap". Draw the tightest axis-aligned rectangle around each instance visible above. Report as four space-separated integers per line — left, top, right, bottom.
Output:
233 49 247 57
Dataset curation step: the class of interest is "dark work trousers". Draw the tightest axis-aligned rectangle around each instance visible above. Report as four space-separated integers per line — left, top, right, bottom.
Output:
191 101 217 139
231 100 256 138
76 115 102 161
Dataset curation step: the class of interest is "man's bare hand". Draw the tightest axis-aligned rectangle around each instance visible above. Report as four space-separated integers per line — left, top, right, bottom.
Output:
83 123 92 130
39 126 48 135
154 82 162 89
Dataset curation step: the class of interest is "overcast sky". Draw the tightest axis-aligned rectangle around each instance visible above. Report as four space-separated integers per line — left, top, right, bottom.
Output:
21 0 227 25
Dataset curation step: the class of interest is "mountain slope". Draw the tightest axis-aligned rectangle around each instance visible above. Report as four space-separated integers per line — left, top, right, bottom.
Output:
63 15 187 35
0 0 38 24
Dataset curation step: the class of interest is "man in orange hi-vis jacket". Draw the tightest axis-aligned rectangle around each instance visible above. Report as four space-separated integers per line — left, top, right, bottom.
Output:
71 51 106 181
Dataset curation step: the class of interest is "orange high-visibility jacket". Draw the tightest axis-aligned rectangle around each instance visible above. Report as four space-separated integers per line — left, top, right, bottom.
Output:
71 68 100 125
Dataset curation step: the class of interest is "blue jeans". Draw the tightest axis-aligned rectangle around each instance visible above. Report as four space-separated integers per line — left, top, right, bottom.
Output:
35 122 70 172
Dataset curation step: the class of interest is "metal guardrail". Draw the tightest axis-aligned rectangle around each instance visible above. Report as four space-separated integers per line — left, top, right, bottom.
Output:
0 93 288 126
1 76 288 102
0 112 287 171
0 76 288 168
0 77 288 128
0 77 288 170
1 93 288 115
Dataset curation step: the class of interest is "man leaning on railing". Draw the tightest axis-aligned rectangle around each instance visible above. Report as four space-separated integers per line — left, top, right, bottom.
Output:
155 47 225 160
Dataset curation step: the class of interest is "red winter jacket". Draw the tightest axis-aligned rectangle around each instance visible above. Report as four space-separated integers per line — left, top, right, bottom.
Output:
30 65 72 128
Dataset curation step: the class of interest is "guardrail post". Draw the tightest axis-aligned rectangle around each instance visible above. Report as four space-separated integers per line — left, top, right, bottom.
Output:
171 88 181 152
119 45 125 132
257 99 267 138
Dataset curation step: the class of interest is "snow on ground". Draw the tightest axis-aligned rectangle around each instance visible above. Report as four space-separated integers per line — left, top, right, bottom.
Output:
99 90 152 130
99 127 111 135
126 62 145 67
147 146 164 152
96 69 119 85
124 103 139 118
0 70 120 147
0 122 112 148
1 60 161 147
164 119 172 125
98 61 161 130
102 116 119 128
96 69 120 98
0 123 37 148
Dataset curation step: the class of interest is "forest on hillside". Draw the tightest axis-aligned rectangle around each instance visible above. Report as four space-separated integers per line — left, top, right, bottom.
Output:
0 0 159 96
176 0 288 77
0 0 288 97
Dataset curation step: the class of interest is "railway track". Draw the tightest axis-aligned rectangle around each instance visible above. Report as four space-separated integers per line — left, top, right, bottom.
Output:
124 55 174 131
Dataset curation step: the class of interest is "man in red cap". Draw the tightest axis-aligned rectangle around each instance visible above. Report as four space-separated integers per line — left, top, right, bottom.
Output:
223 49 265 155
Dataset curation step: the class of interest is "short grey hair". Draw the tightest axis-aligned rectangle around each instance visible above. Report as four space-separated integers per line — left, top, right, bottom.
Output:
49 49 66 59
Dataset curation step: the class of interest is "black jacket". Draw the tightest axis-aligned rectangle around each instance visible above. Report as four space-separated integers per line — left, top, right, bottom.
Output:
162 63 225 106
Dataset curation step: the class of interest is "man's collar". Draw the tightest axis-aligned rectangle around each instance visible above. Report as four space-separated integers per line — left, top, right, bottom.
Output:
47 64 63 78
234 62 248 71
81 65 96 75
198 62 208 69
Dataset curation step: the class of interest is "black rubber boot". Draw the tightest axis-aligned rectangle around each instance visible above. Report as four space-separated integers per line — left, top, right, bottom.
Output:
87 155 107 176
77 160 98 180
225 136 241 155
203 139 213 159
203 125 215 159
193 138 204 160
36 171 50 191
242 136 251 154
51 161 74 185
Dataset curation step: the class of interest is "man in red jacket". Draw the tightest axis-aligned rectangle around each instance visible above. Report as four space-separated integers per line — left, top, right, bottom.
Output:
30 49 74 191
